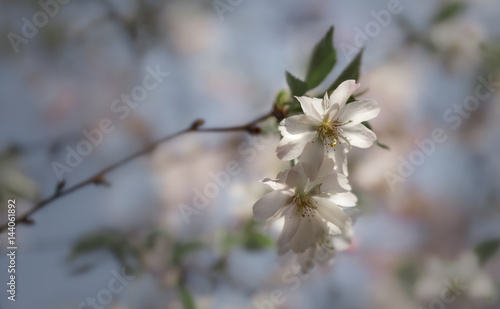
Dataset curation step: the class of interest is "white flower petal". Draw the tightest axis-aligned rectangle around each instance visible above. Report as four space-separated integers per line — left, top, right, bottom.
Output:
277 207 300 254
329 80 360 110
326 106 341 123
342 124 377 148
319 173 349 194
315 156 336 180
337 99 380 125
336 173 352 191
300 139 325 181
253 191 292 221
261 178 287 191
290 217 315 253
295 96 324 121
314 197 351 232
328 192 358 207
311 216 327 242
327 145 348 175
276 132 316 161
279 115 319 135
321 92 331 114
326 222 343 235
275 169 291 184
297 247 316 273
285 165 307 191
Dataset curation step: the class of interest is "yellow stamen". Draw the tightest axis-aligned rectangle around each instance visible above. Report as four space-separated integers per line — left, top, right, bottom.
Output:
317 119 352 148
293 194 317 220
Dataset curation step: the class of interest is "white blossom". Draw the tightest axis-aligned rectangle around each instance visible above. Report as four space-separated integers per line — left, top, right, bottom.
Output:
277 80 380 175
252 158 356 255
294 232 352 273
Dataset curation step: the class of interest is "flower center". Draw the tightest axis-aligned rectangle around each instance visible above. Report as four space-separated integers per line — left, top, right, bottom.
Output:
317 120 352 148
293 194 317 219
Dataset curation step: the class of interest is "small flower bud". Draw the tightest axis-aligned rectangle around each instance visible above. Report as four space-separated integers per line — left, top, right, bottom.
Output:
190 119 205 130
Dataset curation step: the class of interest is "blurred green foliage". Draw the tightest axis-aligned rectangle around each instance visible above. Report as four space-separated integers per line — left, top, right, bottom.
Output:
221 220 273 252
432 2 466 24
475 239 500 265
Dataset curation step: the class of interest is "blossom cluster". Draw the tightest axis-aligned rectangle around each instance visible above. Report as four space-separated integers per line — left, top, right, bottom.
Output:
253 80 380 259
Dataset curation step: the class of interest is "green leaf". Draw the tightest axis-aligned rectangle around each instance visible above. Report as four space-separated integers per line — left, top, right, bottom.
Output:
286 71 308 96
69 231 124 259
243 233 273 250
242 220 273 250
171 241 204 266
375 140 390 150
144 229 170 249
179 284 196 309
327 48 363 96
432 3 465 24
286 102 305 116
68 230 140 273
305 26 337 89
396 260 418 295
219 220 274 252
475 239 500 265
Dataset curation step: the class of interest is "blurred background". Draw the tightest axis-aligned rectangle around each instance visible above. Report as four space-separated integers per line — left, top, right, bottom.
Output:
1 0 500 308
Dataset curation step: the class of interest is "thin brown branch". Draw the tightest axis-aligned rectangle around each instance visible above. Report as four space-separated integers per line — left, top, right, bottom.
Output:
0 110 276 232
